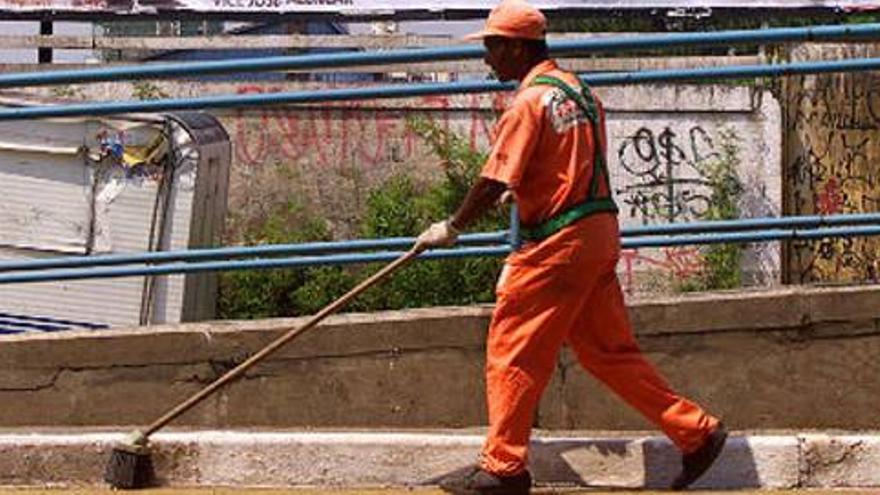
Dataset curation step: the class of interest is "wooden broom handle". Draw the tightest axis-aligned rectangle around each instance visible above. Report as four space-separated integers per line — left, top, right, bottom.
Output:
142 247 422 438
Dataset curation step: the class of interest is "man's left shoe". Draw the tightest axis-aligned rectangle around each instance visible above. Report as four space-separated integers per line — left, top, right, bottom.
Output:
439 465 531 495
671 423 729 490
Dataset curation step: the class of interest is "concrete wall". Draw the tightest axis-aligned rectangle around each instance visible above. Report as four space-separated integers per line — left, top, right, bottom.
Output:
0 284 877 430
33 77 783 296
218 82 783 294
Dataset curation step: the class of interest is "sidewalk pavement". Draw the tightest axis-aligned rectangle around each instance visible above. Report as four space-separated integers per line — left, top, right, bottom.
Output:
0 429 877 489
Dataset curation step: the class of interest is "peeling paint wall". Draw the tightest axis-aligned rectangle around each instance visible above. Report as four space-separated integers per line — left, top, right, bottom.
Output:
783 43 880 284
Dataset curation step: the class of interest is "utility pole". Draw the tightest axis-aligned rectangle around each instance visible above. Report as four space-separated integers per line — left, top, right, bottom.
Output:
39 21 53 64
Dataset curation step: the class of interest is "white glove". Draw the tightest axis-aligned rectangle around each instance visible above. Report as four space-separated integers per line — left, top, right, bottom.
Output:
416 218 460 250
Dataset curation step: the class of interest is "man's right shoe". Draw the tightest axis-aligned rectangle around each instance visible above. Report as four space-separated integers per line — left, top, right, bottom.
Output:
671 423 729 490
439 465 531 495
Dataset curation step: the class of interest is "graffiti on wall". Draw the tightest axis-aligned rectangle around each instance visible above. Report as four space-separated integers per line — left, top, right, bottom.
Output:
619 246 704 294
223 83 779 293
615 125 721 224
229 85 505 169
613 121 781 292
785 65 880 283
222 84 510 240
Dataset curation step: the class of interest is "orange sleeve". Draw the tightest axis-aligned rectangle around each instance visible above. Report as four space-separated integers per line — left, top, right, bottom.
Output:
480 97 542 188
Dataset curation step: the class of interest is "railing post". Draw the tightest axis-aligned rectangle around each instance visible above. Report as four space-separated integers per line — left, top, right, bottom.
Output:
39 21 53 65
509 203 521 251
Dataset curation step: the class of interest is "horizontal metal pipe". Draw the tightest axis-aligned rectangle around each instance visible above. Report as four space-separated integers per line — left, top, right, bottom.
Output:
0 23 878 89
0 78 511 120
623 224 880 248
625 212 880 236
0 56 877 121
586 56 880 85
0 246 513 285
2 213 879 273
0 231 508 272
1 225 879 285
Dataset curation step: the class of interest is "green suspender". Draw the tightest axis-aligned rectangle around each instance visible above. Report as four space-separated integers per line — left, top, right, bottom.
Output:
521 74 618 241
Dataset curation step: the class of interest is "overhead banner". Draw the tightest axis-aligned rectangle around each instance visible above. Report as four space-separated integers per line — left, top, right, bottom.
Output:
0 0 877 13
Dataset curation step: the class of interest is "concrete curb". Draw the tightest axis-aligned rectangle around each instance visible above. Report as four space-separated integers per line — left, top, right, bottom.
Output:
0 430 877 489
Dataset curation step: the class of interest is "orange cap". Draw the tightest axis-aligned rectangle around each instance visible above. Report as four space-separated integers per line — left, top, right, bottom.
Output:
464 0 547 41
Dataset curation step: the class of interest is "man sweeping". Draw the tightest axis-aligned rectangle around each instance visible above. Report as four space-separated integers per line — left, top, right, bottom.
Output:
415 0 728 493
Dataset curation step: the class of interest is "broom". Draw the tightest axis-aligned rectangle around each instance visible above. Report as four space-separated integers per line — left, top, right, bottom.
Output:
104 247 422 489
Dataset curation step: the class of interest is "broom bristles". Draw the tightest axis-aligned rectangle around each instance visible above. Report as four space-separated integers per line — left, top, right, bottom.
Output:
104 442 154 489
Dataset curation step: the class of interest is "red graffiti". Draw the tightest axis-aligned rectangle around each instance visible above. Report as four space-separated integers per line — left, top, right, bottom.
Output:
619 247 704 293
231 85 509 168
233 85 272 165
468 93 494 150
815 177 845 215
421 94 452 135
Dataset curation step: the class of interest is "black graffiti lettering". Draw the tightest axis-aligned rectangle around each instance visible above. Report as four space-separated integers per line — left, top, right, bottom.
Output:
689 126 720 166
785 64 880 283
616 125 716 224
618 128 659 176
657 128 687 167
861 195 880 211
840 134 870 180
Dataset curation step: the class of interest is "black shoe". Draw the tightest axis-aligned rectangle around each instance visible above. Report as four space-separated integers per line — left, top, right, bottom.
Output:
671 423 729 490
439 465 531 495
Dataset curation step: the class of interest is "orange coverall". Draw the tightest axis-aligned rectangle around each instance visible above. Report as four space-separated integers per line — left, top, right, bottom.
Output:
478 59 720 476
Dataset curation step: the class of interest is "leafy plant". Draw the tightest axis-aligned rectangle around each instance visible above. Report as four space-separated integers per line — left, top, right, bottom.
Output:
677 128 745 292
217 199 334 319
218 116 508 318
50 85 85 100
289 116 506 314
132 81 170 101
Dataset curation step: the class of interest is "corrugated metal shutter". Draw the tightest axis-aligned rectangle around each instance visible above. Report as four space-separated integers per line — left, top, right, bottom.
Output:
0 112 230 329
0 151 90 254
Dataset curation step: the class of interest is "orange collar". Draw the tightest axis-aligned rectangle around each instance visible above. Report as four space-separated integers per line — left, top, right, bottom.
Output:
519 59 559 92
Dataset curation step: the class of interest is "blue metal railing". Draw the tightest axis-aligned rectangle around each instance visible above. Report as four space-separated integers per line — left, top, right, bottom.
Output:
0 24 875 290
1 56 879 121
624 212 880 236
0 22 877 89
0 232 508 272
1 214 878 285
1 213 878 274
